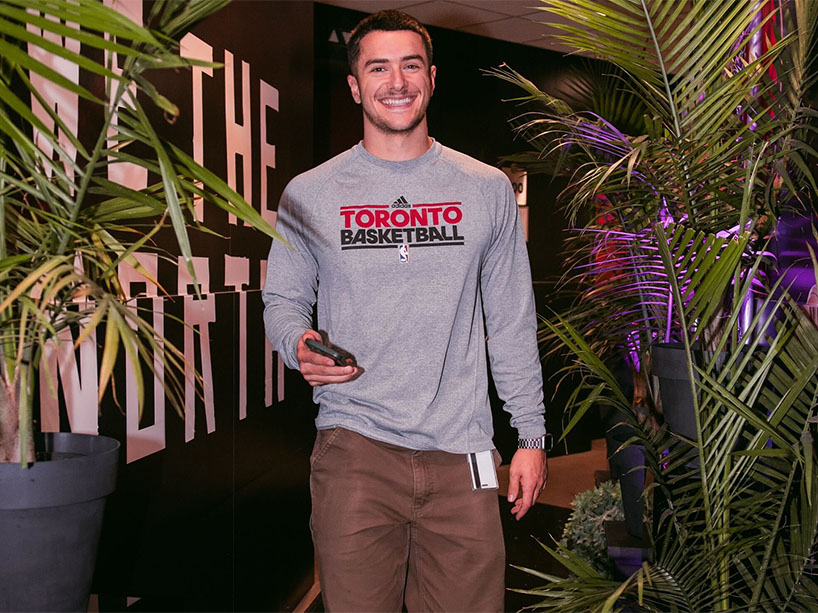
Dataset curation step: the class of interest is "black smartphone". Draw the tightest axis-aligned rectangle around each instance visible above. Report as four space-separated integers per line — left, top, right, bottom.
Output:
305 338 357 367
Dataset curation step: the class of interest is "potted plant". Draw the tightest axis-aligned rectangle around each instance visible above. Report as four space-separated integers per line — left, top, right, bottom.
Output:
0 0 278 609
492 0 818 610
556 480 625 578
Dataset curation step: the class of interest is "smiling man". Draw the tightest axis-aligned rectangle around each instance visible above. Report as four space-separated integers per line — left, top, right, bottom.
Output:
262 10 548 612
347 28 434 153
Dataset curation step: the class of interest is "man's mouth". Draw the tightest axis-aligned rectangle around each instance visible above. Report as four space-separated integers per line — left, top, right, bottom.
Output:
379 95 415 107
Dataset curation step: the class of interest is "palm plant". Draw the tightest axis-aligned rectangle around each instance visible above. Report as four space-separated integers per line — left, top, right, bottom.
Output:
0 0 277 464
492 0 818 610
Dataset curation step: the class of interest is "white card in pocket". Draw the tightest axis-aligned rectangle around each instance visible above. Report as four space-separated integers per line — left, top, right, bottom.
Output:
467 450 498 490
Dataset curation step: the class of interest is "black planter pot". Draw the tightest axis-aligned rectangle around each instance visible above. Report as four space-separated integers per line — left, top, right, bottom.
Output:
601 357 647 539
606 418 646 539
0 432 120 612
652 343 698 441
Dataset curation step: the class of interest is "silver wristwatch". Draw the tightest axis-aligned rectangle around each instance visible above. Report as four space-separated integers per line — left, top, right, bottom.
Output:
518 433 553 451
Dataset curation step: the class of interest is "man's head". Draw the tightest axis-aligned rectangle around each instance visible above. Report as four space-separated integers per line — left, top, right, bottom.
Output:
346 10 436 143
347 10 433 77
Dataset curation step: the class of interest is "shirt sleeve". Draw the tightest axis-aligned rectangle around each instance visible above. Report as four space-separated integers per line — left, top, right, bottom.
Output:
261 183 318 369
480 175 547 439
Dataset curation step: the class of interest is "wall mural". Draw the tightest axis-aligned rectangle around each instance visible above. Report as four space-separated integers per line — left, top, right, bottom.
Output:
29 0 312 463
25 2 316 606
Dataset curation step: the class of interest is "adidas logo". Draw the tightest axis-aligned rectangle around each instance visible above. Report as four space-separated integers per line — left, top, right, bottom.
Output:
391 195 410 208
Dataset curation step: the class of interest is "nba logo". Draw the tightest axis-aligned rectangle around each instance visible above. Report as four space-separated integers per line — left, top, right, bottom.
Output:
399 243 409 263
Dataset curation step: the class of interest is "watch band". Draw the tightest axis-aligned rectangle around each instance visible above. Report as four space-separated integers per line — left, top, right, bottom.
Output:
518 434 553 451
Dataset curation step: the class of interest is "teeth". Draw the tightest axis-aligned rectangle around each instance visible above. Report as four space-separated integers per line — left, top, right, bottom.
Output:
381 97 413 106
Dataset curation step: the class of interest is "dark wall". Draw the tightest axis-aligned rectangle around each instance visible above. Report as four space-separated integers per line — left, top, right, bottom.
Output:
82 4 605 611
90 3 318 611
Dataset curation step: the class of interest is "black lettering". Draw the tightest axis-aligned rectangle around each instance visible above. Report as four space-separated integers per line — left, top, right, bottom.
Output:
367 229 379 243
352 229 367 244
452 225 464 240
341 229 353 245
415 227 429 242
429 226 444 242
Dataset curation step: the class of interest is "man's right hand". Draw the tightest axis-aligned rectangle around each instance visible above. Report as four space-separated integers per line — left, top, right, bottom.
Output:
297 330 361 386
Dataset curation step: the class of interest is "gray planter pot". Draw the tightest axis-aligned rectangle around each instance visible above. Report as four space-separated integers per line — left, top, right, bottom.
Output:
0 432 120 612
652 342 698 441
606 420 646 539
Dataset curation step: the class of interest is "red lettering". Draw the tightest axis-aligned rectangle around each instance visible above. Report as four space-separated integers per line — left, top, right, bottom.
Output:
340 209 355 228
409 209 428 226
443 206 462 224
345 205 463 230
392 210 409 227
375 209 390 227
356 210 374 228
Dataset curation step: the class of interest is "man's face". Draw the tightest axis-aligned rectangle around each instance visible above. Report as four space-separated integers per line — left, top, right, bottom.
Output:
347 30 436 136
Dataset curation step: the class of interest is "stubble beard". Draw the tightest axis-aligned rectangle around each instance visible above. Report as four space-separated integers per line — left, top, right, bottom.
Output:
362 97 428 136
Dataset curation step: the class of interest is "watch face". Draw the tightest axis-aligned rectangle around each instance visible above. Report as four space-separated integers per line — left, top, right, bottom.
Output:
543 434 554 452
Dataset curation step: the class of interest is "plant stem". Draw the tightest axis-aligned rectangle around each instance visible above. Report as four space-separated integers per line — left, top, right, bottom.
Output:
639 0 698 217
0 154 6 260
613 203 654 347
656 223 719 603
640 0 680 139
18 359 31 464
734 144 757 348
718 457 730 611
750 462 797 610
56 76 129 256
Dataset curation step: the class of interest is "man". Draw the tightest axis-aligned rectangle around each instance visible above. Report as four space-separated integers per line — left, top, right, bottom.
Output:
262 10 548 612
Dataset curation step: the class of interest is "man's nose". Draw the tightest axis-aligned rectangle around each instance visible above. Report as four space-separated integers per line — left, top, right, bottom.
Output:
390 68 406 90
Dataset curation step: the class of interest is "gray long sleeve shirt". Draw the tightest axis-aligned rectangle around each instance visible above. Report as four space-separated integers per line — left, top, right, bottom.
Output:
262 140 545 453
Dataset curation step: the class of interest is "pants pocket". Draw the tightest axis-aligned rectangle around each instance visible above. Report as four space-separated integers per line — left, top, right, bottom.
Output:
310 427 343 467
492 447 502 467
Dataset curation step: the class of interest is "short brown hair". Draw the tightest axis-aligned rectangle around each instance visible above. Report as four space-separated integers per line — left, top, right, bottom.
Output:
347 10 433 76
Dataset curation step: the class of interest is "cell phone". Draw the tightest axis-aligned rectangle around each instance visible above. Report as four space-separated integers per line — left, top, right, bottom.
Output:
305 338 357 367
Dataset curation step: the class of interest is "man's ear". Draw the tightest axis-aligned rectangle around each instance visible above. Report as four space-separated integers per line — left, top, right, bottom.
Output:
430 65 436 96
347 74 361 104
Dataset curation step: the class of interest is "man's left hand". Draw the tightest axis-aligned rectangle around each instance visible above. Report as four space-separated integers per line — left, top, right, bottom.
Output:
507 448 547 520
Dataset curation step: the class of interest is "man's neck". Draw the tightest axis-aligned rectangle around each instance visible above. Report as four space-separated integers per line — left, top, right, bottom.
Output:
361 124 433 162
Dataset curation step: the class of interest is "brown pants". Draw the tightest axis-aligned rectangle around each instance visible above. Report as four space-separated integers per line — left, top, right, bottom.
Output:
309 428 506 612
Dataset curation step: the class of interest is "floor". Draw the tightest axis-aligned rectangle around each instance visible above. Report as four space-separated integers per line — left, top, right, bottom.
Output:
499 438 608 612
90 439 609 613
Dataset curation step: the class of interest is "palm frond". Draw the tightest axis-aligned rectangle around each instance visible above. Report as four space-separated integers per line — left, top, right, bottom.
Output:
499 1 818 611
0 0 281 462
